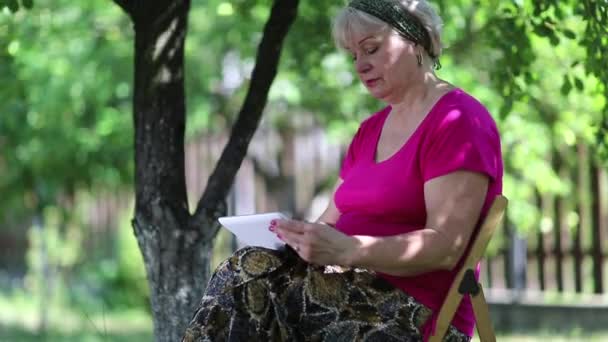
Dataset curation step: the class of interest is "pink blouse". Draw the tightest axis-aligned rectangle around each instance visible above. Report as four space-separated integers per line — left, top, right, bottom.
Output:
334 88 503 339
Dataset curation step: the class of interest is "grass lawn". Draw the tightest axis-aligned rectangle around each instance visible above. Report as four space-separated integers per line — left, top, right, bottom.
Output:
2 291 607 342
474 331 608 342
0 313 153 342
0 291 153 342
3 323 608 342
4 326 608 342
0 325 152 342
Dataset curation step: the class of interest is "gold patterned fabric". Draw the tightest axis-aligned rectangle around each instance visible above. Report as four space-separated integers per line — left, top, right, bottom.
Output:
182 246 470 342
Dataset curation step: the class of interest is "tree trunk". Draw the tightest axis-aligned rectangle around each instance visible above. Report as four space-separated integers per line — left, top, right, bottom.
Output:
128 1 207 341
112 0 300 340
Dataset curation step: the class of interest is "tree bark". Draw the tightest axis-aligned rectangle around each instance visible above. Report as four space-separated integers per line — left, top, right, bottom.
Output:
113 0 300 340
129 2 201 341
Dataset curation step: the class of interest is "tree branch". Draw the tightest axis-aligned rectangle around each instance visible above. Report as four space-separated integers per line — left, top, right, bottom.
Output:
111 0 132 16
191 0 300 235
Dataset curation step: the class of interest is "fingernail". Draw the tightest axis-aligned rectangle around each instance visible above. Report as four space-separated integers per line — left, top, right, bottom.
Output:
277 234 283 240
270 220 277 225
268 225 275 232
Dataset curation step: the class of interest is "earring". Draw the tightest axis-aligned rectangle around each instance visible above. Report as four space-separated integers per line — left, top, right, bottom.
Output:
416 51 423 66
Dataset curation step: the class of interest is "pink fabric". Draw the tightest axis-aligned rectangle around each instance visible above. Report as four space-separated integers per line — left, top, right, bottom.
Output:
334 88 503 339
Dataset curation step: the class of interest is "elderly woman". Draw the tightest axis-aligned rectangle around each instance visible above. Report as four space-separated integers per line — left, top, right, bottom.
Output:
183 0 502 341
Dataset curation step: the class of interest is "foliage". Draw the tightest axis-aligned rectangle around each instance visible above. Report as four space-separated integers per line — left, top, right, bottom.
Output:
0 1 133 221
77 210 149 311
22 206 82 317
475 0 608 158
21 198 149 314
183 1 380 139
0 0 33 13
24 208 82 275
1 0 607 322
196 0 607 163
4 0 605 236
0 290 152 341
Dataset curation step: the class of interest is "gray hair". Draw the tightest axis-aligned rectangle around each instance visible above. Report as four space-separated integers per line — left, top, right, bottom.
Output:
332 0 443 59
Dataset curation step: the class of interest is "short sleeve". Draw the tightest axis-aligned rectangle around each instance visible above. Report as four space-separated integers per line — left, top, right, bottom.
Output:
340 125 363 179
420 107 501 182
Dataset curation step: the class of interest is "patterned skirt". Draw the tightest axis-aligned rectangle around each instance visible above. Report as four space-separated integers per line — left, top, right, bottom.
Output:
182 246 470 342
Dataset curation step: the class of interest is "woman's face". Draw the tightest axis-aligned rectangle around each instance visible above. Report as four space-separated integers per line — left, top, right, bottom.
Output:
347 29 419 103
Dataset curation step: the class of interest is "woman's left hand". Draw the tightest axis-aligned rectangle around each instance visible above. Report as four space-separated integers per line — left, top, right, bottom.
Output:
272 219 358 266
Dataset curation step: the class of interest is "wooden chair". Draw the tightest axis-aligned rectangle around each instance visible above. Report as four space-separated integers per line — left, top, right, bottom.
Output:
428 195 508 342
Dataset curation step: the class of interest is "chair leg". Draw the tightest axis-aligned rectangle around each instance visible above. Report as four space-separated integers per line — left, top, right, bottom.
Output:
470 284 496 342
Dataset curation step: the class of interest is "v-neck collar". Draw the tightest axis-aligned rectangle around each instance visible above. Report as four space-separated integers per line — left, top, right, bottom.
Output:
373 87 460 164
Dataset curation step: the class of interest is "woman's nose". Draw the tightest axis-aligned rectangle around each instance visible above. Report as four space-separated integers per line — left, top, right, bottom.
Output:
356 59 371 74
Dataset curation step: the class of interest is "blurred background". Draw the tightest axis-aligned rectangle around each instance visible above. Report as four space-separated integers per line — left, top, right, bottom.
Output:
1 0 607 341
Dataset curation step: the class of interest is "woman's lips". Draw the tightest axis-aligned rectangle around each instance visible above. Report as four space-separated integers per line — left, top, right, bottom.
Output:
365 78 380 87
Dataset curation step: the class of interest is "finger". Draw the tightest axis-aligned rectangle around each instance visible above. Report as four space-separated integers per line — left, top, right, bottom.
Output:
273 224 297 238
277 228 303 247
283 233 306 257
275 219 308 234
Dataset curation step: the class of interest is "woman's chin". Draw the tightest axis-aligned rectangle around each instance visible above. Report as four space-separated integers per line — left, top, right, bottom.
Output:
367 86 386 99
367 89 390 101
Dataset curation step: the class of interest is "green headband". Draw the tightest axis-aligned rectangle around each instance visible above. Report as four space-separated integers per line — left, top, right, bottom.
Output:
348 0 440 65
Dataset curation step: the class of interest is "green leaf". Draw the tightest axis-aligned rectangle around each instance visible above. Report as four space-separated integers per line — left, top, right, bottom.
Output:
21 0 33 9
554 6 565 20
549 33 561 46
574 77 584 91
562 29 576 40
499 99 514 119
561 76 572 96
7 0 19 12
533 24 552 37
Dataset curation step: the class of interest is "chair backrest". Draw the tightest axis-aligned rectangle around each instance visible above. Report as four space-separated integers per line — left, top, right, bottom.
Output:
428 195 508 342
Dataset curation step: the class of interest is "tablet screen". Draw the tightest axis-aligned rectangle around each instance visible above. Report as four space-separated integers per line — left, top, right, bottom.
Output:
218 212 289 250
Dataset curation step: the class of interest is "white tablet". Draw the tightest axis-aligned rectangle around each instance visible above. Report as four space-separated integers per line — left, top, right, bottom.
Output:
218 212 290 250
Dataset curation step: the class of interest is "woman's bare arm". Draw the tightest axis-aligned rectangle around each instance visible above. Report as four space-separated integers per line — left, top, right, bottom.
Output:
315 179 343 226
346 170 489 276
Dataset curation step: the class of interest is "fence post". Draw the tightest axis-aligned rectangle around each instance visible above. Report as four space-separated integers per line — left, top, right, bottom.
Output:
509 228 528 298
574 143 589 293
590 161 605 294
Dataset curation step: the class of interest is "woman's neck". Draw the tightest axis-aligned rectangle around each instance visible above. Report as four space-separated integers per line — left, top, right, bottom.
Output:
390 73 449 120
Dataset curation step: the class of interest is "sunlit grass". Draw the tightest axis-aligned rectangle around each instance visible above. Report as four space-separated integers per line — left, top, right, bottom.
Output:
0 325 152 342
474 331 608 342
0 291 152 342
3 290 608 342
